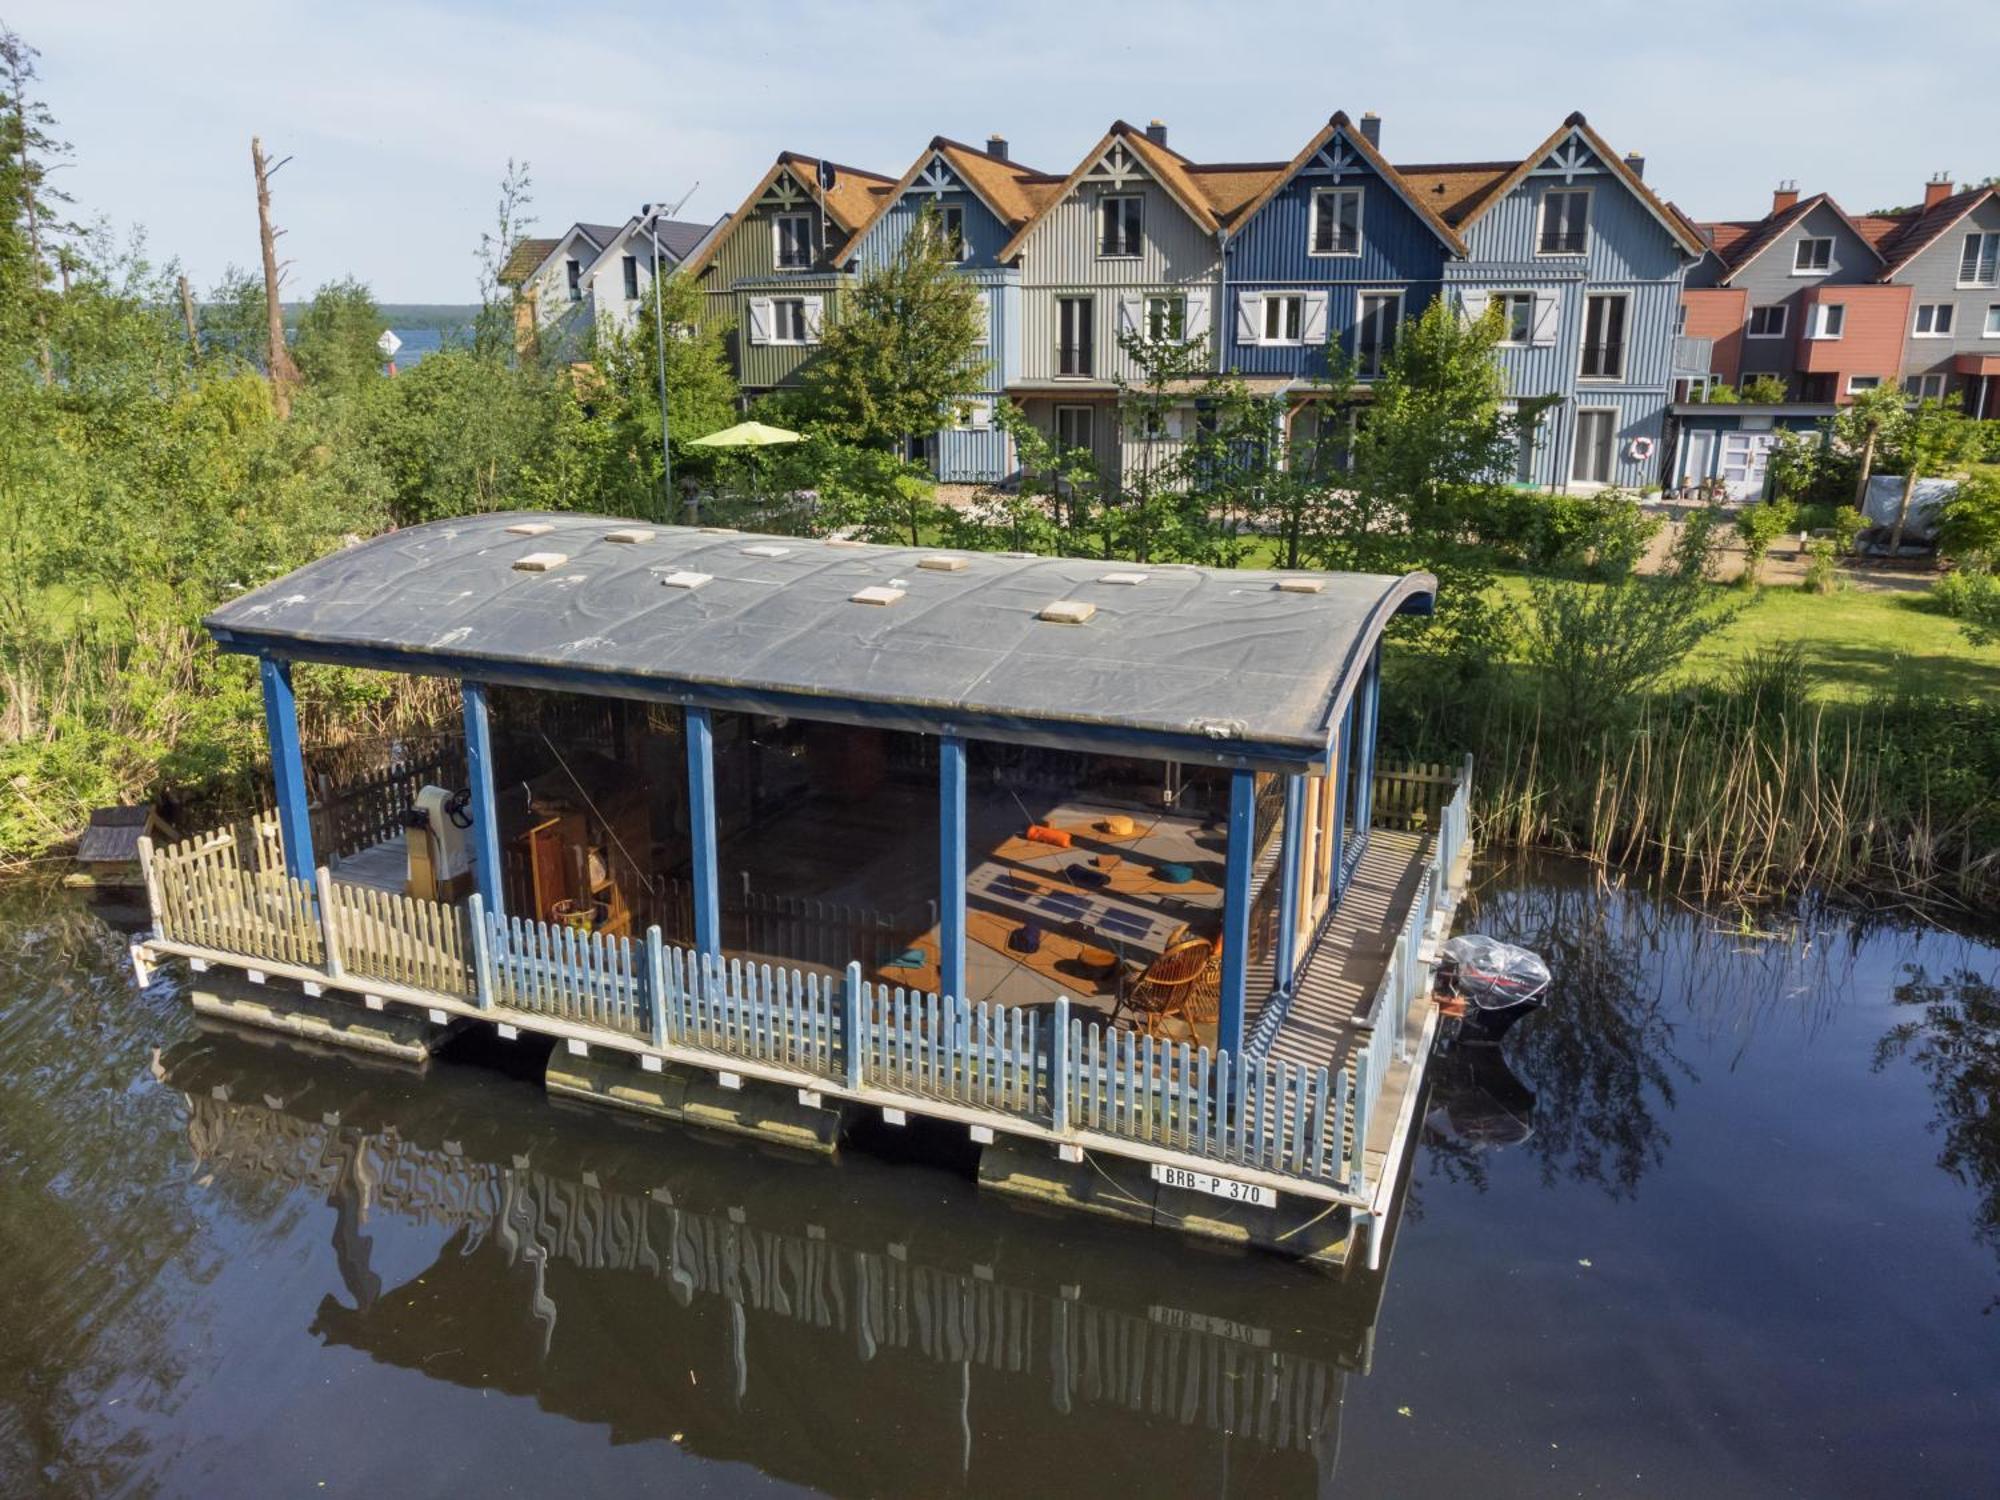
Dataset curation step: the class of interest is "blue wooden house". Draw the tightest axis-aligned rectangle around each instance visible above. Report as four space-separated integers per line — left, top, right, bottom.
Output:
833 136 1059 485
132 517 1471 1265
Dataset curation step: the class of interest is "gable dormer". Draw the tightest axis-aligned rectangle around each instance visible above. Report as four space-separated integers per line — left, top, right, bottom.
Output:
1457 115 1702 279
1222 112 1464 281
998 122 1221 279
681 154 892 285
845 145 1023 272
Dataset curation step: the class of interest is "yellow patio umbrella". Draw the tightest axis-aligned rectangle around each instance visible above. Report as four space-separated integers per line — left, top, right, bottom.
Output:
687 420 804 449
687 420 805 521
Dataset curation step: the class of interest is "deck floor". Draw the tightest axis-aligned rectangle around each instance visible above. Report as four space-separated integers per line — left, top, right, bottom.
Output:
330 838 408 895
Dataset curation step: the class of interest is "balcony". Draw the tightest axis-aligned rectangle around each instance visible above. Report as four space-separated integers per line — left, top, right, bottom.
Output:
1672 335 1715 376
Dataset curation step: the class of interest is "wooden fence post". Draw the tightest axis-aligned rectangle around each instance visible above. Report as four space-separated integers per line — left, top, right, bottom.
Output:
137 835 164 935
1051 996 1070 1134
314 866 345 979
843 960 864 1091
646 925 668 1049
466 892 495 1010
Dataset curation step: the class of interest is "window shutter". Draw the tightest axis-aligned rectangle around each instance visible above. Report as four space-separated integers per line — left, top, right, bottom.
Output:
1117 295 1142 337
1301 291 1329 344
1236 293 1261 344
973 290 990 345
1183 293 1210 341
748 297 774 344
969 399 992 428
802 296 825 343
1459 289 1489 325
1531 291 1561 347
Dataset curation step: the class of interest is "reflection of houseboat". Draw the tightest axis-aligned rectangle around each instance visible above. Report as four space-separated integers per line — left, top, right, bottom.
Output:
132 515 1471 1266
162 1028 1391 1493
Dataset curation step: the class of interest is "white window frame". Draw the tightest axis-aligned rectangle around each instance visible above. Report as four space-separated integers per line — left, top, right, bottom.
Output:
1537 187 1590 256
622 254 640 301
1747 304 1788 339
1354 290 1403 378
1491 291 1534 346
1806 302 1845 340
937 204 966 260
1145 293 1187 341
1056 295 1094 377
1792 237 1834 276
1958 232 2000 289
565 258 582 301
1578 292 1630 382
1985 303 2000 338
1571 406 1618 485
1098 194 1143 258
1903 373 1947 399
773 213 814 270
1309 187 1363 257
1261 292 1305 346
1846 375 1882 394
769 297 810 345
1912 302 1955 338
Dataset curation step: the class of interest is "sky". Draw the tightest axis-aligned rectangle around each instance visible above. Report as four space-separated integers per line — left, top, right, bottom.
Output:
11 0 1998 303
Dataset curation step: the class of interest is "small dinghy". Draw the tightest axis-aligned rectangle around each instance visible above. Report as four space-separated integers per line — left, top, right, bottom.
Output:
1435 934 1551 1043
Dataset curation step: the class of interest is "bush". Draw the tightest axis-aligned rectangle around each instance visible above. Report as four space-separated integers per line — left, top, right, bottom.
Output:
1485 488 1658 576
1740 374 1789 404
1936 470 2000 570
1803 538 1842 594
1734 499 1797 585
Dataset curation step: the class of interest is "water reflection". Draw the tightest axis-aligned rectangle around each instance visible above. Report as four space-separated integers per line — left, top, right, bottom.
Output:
160 1024 1391 1495
1877 965 2000 1311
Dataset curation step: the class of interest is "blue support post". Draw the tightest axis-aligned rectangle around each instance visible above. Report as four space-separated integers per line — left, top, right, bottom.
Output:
1217 768 1257 1060
461 680 503 918
1273 774 1305 994
685 705 721 958
1331 697 1352 898
259 656 315 882
1356 644 1381 836
938 734 967 1003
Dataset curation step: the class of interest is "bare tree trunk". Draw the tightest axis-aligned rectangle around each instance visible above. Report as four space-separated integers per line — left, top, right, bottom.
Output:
1852 426 1876 513
1887 468 1919 558
251 136 301 417
177 273 200 354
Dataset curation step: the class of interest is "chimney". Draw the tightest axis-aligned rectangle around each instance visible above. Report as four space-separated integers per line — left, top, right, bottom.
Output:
1624 149 1646 180
1772 180 1799 214
1145 119 1168 148
986 133 1008 162
1924 171 1953 210
1359 111 1381 149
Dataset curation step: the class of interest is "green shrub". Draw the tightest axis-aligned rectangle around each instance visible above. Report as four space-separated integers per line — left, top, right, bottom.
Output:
1803 538 1842 594
1734 499 1797 585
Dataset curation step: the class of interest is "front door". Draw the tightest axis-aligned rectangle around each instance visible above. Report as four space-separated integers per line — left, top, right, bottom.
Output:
1718 432 1777 501
1680 429 1715 492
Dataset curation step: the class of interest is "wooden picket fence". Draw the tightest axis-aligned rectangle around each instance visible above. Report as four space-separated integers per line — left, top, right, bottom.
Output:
1370 759 1468 833
145 830 324 970
324 877 476 999
141 819 1437 1201
661 946 841 1075
855 984 1044 1115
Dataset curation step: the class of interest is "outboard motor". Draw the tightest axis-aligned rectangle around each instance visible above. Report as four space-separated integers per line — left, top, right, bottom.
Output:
1435 934 1551 1044
401 785 476 902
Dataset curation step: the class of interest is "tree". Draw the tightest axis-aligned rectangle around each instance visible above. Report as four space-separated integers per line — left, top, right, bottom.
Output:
1936 470 2000 571
799 204 988 451
1885 399 1975 555
475 158 535 361
0 24 75 373
293 277 387 399
1832 383 1909 512
250 137 303 416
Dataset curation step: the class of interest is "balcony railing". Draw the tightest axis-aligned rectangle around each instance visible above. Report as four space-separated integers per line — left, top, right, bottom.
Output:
138 758 1474 1208
1672 334 1715 376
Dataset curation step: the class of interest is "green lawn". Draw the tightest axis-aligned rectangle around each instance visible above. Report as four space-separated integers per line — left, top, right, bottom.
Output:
1491 572 2000 701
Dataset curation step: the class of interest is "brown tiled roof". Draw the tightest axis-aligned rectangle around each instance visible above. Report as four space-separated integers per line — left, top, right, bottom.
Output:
1183 162 1286 225
1391 162 1515 226
1874 186 1996 275
1711 191 1888 282
1852 213 1912 252
498 236 560 287
1697 220 1761 262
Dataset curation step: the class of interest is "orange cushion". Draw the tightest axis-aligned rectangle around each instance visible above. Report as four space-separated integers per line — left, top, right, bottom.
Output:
1025 824 1072 848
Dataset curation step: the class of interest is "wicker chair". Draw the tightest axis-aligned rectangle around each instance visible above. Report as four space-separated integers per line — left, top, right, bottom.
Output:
1113 934 1220 1040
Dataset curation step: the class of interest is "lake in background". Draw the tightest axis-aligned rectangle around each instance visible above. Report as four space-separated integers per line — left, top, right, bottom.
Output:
2 856 1996 1496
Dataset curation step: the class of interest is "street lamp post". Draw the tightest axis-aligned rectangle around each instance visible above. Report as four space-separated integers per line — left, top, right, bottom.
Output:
643 203 676 522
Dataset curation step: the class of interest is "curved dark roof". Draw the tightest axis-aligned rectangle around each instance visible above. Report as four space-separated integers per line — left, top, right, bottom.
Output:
208 515 1434 768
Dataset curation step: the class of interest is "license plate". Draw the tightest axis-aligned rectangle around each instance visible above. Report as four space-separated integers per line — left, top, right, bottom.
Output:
1149 1163 1274 1209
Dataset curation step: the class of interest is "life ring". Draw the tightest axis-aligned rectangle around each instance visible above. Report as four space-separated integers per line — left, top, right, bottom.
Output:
1628 435 1656 460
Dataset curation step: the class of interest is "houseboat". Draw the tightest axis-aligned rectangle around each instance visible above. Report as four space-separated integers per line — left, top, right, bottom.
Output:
129 513 1471 1269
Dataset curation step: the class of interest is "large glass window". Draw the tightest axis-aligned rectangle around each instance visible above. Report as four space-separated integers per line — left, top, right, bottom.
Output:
773 212 813 269
1572 408 1616 484
1580 294 1627 380
1057 296 1094 376
1099 194 1143 257
1538 189 1589 255
1355 292 1400 378
1311 187 1362 256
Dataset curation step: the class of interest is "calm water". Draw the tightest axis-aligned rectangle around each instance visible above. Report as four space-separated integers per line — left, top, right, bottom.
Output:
3 859 1997 1497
